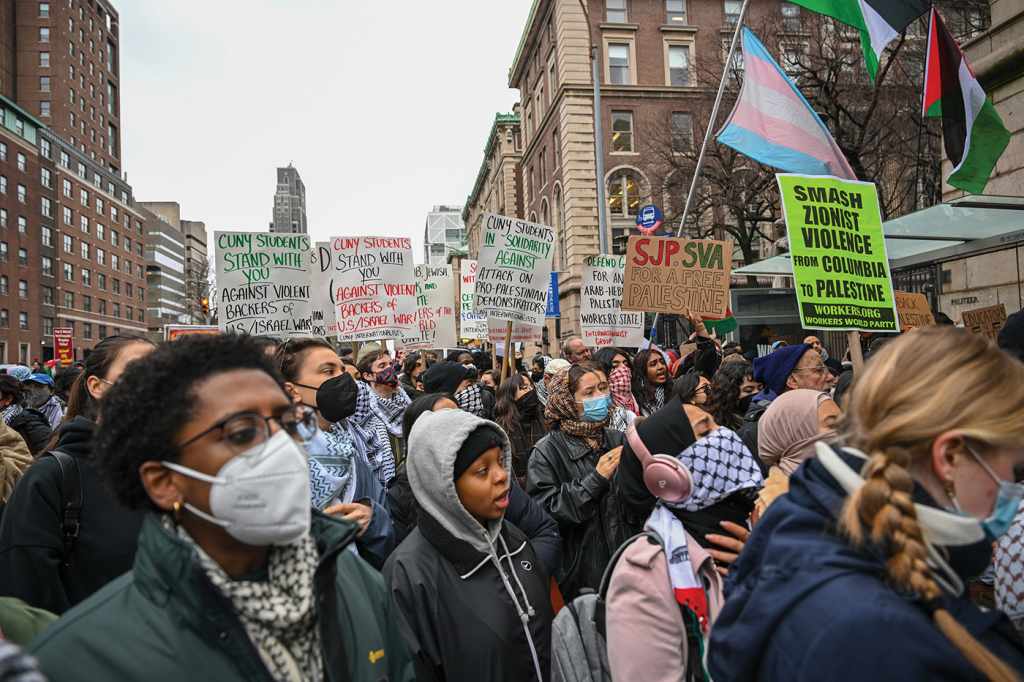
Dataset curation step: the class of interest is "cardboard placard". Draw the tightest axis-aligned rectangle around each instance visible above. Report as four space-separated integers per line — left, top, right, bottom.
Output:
778 174 898 333
621 236 732 319
581 254 646 347
214 231 313 337
309 243 340 339
459 260 489 340
962 304 1008 340
488 318 542 344
398 265 458 350
474 213 556 326
327 236 417 342
894 291 935 331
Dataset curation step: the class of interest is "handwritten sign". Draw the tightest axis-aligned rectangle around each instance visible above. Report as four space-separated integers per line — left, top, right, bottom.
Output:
398 265 457 350
474 213 556 326
327 236 417 342
459 260 488 340
215 231 312 336
488 318 542 344
581 254 645 347
962 304 1007 340
894 291 935 331
309 243 340 339
621 236 732 319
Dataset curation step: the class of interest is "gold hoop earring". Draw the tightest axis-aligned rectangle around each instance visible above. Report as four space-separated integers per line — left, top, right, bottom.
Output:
173 500 182 522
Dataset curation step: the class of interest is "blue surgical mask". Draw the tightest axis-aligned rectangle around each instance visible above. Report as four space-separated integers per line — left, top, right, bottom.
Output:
966 444 1024 540
581 394 611 422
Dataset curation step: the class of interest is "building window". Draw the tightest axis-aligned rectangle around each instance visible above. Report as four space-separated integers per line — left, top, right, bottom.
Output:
781 2 802 32
41 196 52 217
80 189 88 206
83 322 92 340
16 153 26 172
83 295 91 312
60 151 69 168
41 225 52 246
63 179 72 197
40 138 50 158
82 268 90 287
39 52 49 67
17 248 27 266
97 273 106 290
39 76 51 92
124 236 130 252
18 280 27 299
63 262 73 281
608 44 632 85
95 223 103 240
724 0 742 26
126 282 133 297
0 276 7 295
611 111 634 152
111 253 118 270
0 310 6 328
667 0 687 23
606 0 627 23
668 45 690 86
42 286 53 305
98 324 106 338
112 303 120 318
0 176 5 194
80 242 88 259
97 247 105 265
41 256 53 276
39 3 49 18
42 317 53 335
112 278 120 294
111 230 118 247
17 216 26 234
18 312 28 331
63 291 74 308
16 184 26 203
98 299 106 315
39 27 49 42
63 207 72 225
63 234 73 252
781 44 806 76
0 208 5 228
41 167 51 187
0 143 5 161
608 171 643 218
0 242 6 263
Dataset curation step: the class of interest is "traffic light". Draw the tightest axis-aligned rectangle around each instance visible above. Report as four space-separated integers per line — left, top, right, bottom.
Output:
201 297 209 315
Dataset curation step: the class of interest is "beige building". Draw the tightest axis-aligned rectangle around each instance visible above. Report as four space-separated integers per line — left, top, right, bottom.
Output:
463 113 524 257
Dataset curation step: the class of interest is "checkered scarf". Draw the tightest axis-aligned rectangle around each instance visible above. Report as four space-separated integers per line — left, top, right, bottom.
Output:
372 386 411 438
995 507 1024 636
455 383 486 417
609 364 639 415
543 371 607 452
0 404 23 425
351 382 396 487
302 425 356 510
669 427 763 513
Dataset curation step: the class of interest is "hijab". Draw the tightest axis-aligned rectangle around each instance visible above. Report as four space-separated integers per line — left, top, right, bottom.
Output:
758 389 834 476
543 370 607 452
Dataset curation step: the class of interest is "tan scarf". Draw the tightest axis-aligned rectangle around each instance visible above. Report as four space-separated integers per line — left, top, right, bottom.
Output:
543 371 607 452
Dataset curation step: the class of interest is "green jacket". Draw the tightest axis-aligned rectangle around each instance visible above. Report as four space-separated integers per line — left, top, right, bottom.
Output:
30 512 414 682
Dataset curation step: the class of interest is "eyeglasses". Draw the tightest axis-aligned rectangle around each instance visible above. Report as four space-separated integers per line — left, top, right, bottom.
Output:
178 404 317 455
792 364 828 376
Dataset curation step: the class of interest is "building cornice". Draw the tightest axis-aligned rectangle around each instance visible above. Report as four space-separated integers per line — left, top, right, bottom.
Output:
463 113 521 220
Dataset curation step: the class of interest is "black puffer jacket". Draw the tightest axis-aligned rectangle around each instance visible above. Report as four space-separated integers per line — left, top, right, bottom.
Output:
7 409 52 455
504 413 546 488
527 427 628 601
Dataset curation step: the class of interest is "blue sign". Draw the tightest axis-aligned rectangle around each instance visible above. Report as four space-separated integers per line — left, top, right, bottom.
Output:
636 205 664 233
546 272 560 318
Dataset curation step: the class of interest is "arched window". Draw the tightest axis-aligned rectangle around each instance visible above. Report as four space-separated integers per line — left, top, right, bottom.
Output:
608 170 643 218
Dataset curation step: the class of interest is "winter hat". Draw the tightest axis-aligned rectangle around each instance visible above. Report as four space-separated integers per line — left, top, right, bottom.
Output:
452 424 504 480
753 343 812 399
998 310 1024 362
545 358 570 376
422 361 471 395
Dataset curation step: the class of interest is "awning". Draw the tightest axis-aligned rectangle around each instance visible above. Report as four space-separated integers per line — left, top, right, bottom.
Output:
734 194 1024 277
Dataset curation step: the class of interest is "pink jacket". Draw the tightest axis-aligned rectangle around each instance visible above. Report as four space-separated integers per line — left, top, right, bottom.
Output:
606 532 724 682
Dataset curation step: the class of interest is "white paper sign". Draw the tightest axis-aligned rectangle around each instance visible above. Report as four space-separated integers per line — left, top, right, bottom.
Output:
327 236 417 342
488 318 542 344
215 231 312 337
459 259 488 340
398 265 458 350
581 254 646 348
474 213 555 326
308 243 340 338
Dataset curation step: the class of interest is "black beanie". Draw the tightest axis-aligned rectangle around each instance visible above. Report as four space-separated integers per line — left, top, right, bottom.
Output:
453 425 504 481
423 361 471 395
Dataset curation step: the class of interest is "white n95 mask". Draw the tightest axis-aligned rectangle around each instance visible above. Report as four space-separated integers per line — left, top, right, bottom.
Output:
163 429 312 546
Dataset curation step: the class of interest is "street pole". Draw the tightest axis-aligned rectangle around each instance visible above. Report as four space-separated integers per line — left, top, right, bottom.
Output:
579 0 609 255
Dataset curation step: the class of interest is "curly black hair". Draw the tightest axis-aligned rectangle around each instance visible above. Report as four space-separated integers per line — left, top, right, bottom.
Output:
93 333 286 511
708 360 753 430
592 347 632 378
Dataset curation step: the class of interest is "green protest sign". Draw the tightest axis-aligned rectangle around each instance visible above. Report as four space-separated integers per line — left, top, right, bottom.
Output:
777 174 898 333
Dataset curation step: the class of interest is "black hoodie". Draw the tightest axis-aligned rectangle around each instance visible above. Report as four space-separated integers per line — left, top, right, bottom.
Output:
0 417 144 614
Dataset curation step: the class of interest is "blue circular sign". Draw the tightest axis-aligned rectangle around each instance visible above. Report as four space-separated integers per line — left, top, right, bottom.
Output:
636 205 664 234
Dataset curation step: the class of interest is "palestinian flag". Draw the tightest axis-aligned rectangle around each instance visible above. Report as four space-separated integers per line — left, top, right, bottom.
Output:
789 0 930 79
923 9 1010 194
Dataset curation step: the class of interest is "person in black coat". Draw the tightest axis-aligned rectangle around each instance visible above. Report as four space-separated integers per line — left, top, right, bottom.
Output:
389 393 561 577
0 334 155 614
385 408 552 682
493 373 546 489
0 376 51 456
527 362 628 601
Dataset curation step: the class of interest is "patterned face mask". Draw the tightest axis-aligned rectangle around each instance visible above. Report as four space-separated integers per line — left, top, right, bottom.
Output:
455 383 486 417
374 365 399 387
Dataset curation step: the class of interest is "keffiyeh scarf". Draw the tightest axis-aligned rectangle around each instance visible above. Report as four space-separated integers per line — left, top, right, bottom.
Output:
543 371 607 452
302 425 356 510
372 386 410 438
995 507 1024 636
0 404 23 425
351 382 396 487
609 364 639 416
168 519 323 682
640 385 667 417
455 383 486 417
671 427 763 513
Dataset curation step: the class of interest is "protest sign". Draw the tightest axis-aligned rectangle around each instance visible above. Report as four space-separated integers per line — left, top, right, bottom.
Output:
894 291 936 331
326 236 417 342
962 303 1007 340
309 243 340 338
581 254 645 347
621 236 732 319
777 174 898 332
459 260 488 340
214 231 313 336
488 318 542 344
474 213 556 326
398 265 458 350
53 327 73 366
164 325 220 341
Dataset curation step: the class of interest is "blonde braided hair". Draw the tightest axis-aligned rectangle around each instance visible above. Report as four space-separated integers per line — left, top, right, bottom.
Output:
839 327 1024 682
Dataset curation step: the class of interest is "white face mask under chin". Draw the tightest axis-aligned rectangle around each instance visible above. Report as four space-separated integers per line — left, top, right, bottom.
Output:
163 429 312 547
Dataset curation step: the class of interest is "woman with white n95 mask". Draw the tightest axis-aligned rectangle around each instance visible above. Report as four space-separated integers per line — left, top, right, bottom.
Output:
28 334 415 682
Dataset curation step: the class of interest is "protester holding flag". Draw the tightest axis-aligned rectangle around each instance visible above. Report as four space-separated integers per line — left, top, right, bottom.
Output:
0 334 154 615
632 349 671 417
29 334 414 682
494 373 545 489
709 327 1024 681
528 363 627 601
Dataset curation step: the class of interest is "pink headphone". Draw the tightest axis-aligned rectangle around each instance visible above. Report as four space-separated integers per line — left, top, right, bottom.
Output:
626 422 693 504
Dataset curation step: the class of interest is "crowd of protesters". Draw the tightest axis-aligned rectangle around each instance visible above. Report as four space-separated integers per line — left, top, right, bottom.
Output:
0 307 1020 680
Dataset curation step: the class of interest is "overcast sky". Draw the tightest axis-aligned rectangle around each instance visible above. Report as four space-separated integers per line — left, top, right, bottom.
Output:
119 0 533 261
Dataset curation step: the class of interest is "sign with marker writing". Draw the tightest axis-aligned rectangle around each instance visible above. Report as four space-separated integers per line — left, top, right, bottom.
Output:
621 236 733 319
488 318 542 344
398 265 458 350
894 291 935 331
327 236 417 342
459 260 488 340
962 303 1007 340
309 243 340 339
215 231 313 337
474 213 556 327
582 254 645 347
778 174 897 333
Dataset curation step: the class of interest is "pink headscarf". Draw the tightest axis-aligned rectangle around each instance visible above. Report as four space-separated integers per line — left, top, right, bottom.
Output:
758 389 835 476
609 364 639 416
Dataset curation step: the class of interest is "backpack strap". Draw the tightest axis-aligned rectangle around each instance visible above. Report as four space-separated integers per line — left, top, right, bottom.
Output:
45 450 82 568
594 530 663 637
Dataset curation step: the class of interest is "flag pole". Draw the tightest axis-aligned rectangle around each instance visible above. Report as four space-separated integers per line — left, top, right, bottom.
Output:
675 0 751 238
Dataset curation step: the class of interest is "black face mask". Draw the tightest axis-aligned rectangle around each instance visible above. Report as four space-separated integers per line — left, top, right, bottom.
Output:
737 393 755 415
530 371 545 384
297 373 359 423
516 390 539 416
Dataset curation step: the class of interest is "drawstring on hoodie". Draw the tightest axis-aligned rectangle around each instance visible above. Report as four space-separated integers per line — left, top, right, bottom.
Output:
486 529 543 681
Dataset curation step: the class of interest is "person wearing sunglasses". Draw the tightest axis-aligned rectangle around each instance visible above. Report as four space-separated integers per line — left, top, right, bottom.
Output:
29 334 414 682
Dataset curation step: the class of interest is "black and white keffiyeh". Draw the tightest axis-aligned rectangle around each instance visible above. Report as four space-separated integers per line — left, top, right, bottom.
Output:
169 519 323 682
455 383 486 417
351 382 396 487
302 425 356 510
0 404 23 425
670 427 763 513
371 386 410 438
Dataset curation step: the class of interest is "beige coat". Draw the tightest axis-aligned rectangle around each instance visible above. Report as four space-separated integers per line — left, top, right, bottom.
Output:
0 422 32 505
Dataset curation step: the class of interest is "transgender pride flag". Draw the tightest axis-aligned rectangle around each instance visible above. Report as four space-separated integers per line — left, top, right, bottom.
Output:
717 27 855 179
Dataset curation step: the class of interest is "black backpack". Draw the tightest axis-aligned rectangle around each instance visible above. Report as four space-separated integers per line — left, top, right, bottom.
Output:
45 450 83 568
